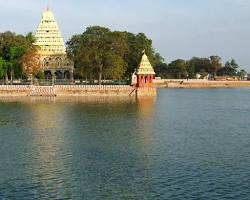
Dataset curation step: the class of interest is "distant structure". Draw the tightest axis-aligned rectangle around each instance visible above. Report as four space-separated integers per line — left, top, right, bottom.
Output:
136 52 156 96
34 9 74 80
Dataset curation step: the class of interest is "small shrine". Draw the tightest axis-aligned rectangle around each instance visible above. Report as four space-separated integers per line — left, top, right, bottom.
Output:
136 52 156 87
136 52 157 96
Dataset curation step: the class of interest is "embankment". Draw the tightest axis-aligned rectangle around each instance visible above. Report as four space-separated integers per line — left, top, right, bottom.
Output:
0 85 156 97
154 80 250 88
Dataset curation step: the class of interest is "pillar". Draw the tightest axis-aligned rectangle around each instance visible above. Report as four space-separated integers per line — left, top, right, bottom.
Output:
51 70 55 86
70 70 74 83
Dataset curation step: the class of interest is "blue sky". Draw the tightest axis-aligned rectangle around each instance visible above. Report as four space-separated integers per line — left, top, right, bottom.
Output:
0 0 250 71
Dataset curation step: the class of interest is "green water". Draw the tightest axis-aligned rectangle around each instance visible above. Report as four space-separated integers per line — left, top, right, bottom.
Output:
0 89 249 199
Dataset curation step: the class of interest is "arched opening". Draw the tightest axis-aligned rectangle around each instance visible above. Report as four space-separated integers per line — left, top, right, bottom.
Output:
45 71 52 80
43 58 49 67
55 57 62 67
141 76 144 84
149 75 152 83
55 71 63 79
64 71 70 79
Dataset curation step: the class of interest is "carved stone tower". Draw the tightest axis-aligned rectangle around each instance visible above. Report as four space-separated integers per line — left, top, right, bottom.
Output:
34 9 74 80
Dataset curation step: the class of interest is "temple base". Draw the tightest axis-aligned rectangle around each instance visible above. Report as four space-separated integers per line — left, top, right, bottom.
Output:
136 87 157 96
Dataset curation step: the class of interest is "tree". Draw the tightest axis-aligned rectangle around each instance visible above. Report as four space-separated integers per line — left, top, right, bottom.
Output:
167 59 187 79
230 59 239 71
155 62 168 78
237 69 247 80
218 59 239 77
0 31 35 80
67 26 128 84
210 56 222 74
124 32 156 79
9 46 26 82
21 47 42 82
0 57 8 79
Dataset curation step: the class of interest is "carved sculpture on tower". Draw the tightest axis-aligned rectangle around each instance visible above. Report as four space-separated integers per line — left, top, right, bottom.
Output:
34 8 74 81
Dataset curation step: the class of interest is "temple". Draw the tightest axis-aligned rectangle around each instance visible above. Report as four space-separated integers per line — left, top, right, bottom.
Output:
34 9 74 80
136 52 157 96
136 52 155 87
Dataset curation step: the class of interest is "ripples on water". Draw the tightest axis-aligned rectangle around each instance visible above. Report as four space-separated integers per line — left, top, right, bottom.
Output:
0 89 250 199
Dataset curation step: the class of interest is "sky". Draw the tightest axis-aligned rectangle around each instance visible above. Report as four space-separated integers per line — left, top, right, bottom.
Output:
0 0 250 71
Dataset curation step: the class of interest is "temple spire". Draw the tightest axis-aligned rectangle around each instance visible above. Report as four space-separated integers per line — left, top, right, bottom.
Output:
137 52 155 75
34 9 66 56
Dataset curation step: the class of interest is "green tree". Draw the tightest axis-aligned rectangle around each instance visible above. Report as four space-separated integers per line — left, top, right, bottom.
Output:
188 57 212 74
218 59 239 77
230 59 239 71
0 57 8 79
167 59 187 79
237 69 247 80
0 31 35 80
210 56 222 74
124 32 156 79
67 26 128 84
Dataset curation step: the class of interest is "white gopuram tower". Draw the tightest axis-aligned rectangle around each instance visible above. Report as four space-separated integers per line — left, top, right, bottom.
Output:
34 8 73 81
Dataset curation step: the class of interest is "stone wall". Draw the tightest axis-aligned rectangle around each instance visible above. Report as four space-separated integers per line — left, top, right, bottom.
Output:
155 80 250 88
0 85 30 97
0 85 141 97
54 85 136 97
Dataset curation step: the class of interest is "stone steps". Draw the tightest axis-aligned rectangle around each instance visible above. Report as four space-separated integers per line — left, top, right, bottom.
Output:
28 86 56 97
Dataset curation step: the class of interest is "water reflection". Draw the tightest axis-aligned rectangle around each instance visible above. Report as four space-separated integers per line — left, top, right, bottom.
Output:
0 96 156 198
0 96 136 104
1 89 250 199
26 103 68 198
136 96 156 118
136 96 156 145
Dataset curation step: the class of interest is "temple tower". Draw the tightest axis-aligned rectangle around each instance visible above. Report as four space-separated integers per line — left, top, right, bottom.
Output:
34 9 74 81
136 52 157 96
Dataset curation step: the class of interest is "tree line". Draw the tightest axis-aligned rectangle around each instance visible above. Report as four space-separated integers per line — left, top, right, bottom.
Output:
155 57 247 80
0 27 248 83
155 56 247 79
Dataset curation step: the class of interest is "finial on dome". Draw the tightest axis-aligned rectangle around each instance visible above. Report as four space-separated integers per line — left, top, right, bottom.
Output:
142 49 146 54
46 2 51 11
